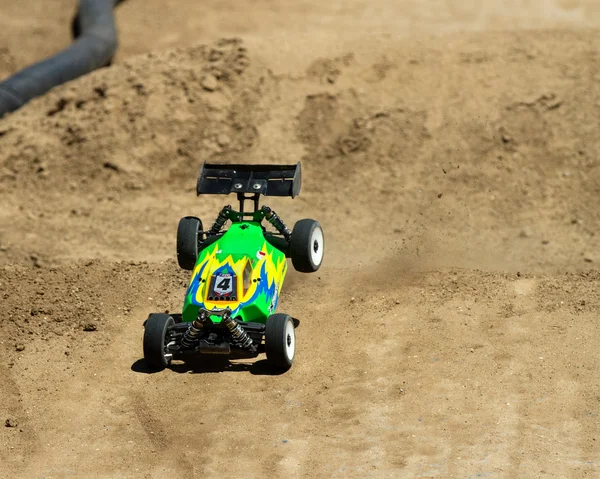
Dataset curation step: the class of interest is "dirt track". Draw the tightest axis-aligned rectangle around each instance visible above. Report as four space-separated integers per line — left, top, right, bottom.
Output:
2 1 600 477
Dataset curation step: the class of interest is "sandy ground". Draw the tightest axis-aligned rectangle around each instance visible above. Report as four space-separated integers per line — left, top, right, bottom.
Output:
1 1 600 477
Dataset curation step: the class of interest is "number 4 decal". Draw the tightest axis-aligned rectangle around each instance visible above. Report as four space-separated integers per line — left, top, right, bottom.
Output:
213 274 233 296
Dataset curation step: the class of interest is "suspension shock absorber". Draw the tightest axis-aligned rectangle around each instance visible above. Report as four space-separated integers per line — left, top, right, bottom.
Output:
222 312 254 350
209 205 232 235
181 310 208 349
261 206 291 241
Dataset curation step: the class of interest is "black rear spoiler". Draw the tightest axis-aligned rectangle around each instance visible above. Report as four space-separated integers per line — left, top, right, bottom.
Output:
196 162 302 198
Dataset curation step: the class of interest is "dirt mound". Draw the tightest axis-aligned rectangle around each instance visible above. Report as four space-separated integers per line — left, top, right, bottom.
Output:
0 38 257 193
0 31 600 271
2 1 600 477
3 30 600 271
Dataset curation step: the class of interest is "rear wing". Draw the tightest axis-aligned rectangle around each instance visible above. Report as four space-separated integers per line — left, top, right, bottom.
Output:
196 162 302 198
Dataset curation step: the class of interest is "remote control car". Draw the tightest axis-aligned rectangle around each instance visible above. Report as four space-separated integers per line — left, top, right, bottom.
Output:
143 162 324 372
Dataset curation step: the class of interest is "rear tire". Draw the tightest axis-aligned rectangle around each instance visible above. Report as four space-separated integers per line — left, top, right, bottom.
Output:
265 313 296 371
177 216 202 270
143 313 175 371
289 219 324 272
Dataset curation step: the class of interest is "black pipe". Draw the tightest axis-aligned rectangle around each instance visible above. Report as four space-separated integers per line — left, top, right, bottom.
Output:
0 0 121 119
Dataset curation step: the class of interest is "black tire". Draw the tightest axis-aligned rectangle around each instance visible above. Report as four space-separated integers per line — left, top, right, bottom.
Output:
177 216 203 270
289 219 324 273
143 313 175 371
265 313 296 371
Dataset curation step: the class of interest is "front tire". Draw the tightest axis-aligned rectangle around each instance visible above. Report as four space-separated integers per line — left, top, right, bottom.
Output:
177 216 203 270
265 313 296 371
289 219 324 272
143 313 175 371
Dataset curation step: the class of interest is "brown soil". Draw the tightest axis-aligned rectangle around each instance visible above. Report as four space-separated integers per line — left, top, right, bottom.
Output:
1 1 600 477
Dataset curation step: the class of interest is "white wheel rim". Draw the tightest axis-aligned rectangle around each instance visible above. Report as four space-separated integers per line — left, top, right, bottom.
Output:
310 226 324 267
285 319 295 361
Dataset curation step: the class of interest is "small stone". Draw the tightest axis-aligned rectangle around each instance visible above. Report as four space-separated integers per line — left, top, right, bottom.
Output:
541 240 549 245
103 161 121 172
584 257 593 263
208 49 223 62
30 254 43 268
124 180 144 191
350 297 355 302
15 344 25 352
519 229 531 238
36 162 48 174
5 418 18 428
216 134 230 147
82 323 97 332
200 74 218 92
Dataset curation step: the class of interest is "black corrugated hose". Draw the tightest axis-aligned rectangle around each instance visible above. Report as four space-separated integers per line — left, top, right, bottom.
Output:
0 0 122 119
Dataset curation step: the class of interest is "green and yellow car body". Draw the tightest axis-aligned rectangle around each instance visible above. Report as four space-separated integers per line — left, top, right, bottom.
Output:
182 222 287 324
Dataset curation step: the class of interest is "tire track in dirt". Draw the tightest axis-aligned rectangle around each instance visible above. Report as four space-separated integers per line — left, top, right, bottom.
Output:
118 301 198 479
128 390 196 478
0 361 38 472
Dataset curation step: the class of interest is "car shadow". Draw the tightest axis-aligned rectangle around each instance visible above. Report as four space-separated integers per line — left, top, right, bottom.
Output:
130 357 288 376
131 358 160 374
170 357 288 376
